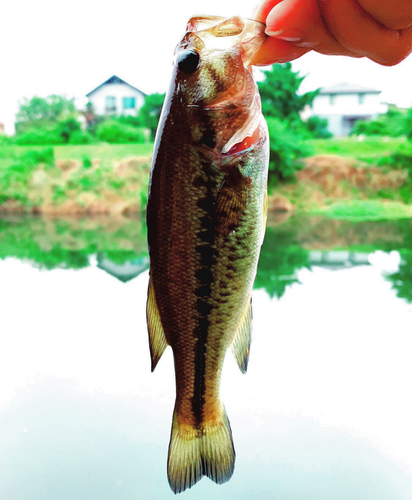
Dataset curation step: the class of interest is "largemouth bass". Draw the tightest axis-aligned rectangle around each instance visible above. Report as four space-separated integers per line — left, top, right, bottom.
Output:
146 15 268 494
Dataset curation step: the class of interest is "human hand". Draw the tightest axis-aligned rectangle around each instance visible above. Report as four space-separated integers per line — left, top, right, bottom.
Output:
252 0 412 66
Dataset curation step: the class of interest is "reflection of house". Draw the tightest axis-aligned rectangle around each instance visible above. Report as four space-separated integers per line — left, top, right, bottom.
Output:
86 75 146 117
97 254 149 282
307 83 388 136
309 250 370 270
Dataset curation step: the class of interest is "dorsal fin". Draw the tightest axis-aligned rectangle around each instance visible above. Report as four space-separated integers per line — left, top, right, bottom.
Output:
146 277 168 371
230 297 252 373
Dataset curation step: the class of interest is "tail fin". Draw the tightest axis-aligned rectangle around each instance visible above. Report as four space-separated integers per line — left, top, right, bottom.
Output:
167 406 235 494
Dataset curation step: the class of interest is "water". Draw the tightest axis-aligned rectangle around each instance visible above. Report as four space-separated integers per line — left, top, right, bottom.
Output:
1 214 412 499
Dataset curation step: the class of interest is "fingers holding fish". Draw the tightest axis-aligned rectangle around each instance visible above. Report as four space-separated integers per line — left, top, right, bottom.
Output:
253 0 412 65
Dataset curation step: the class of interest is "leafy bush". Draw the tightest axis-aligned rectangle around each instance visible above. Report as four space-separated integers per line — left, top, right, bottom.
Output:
304 116 332 139
0 148 55 206
266 118 311 181
117 115 144 128
0 135 14 146
69 130 95 144
96 120 148 144
353 108 410 138
82 155 92 169
15 127 63 145
353 119 388 136
376 142 412 170
137 93 165 140
56 117 81 142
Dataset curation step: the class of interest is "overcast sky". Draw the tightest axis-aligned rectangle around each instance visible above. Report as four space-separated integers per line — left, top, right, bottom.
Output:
1 0 412 134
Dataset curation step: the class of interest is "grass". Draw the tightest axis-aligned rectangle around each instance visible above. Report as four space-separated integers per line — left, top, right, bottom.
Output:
313 200 412 221
0 143 154 170
306 137 406 162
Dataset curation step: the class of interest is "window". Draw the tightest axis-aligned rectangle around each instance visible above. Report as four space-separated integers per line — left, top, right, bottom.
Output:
358 93 365 105
106 96 116 112
329 95 336 105
123 97 136 110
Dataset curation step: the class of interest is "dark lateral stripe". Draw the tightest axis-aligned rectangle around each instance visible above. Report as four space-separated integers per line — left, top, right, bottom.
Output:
192 166 217 424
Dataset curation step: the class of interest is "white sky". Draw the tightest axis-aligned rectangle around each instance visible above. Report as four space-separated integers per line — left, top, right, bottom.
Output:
1 0 412 134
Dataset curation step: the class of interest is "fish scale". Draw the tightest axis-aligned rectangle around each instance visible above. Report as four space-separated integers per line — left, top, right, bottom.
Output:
146 15 269 493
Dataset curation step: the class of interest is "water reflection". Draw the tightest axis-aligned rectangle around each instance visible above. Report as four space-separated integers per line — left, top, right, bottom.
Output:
1 214 412 499
1 213 412 302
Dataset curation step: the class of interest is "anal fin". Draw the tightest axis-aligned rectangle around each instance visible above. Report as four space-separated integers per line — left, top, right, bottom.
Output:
231 297 252 374
146 277 168 371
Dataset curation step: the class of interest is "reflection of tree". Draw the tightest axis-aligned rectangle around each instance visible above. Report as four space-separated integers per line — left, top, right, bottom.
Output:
387 250 412 304
0 216 148 270
254 225 310 298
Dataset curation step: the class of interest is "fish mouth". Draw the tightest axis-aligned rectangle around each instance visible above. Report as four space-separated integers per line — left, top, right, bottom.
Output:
185 15 267 69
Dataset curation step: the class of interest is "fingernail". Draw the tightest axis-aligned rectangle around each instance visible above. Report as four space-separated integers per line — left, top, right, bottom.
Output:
265 27 302 42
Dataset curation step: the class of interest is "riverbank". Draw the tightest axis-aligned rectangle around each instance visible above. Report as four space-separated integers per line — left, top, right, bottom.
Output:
1 139 411 218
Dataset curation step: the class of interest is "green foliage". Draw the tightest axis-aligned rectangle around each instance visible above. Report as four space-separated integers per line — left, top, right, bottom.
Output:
255 222 310 298
404 108 412 141
304 116 332 139
15 119 85 145
68 130 95 144
0 135 14 146
15 95 77 133
0 215 148 271
56 117 81 143
308 136 405 161
353 119 388 136
82 155 92 169
96 120 148 144
137 93 165 140
314 200 412 221
266 118 311 181
0 148 54 206
256 63 316 182
257 63 318 121
352 107 409 138
16 127 63 145
388 251 412 303
117 114 143 128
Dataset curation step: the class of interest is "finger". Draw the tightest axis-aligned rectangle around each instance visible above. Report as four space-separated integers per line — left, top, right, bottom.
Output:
252 0 283 24
251 36 309 65
357 0 412 30
319 0 412 65
264 0 358 57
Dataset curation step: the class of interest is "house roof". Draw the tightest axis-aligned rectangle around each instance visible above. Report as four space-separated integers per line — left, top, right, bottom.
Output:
86 75 146 97
319 83 381 95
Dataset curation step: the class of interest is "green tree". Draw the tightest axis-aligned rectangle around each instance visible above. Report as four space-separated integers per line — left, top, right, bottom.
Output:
257 62 318 121
138 93 165 140
257 63 316 181
15 95 77 133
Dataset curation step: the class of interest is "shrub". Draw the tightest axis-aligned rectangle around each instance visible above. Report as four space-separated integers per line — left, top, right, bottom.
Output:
0 135 14 146
15 127 63 145
266 118 311 182
304 116 332 139
56 117 81 143
69 130 95 144
96 120 148 144
0 148 55 206
353 119 388 136
82 155 92 169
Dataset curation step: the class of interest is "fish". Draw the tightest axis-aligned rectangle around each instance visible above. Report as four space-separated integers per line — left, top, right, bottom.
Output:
146 15 269 494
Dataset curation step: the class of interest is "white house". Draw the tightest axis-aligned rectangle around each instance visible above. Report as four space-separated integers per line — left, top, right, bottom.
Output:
306 83 388 136
86 75 146 117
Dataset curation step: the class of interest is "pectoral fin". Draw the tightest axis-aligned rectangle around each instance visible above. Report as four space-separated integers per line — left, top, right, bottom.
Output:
231 297 252 374
147 277 168 372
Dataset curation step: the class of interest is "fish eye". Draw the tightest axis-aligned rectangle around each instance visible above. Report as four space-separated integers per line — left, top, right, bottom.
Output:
177 50 200 74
